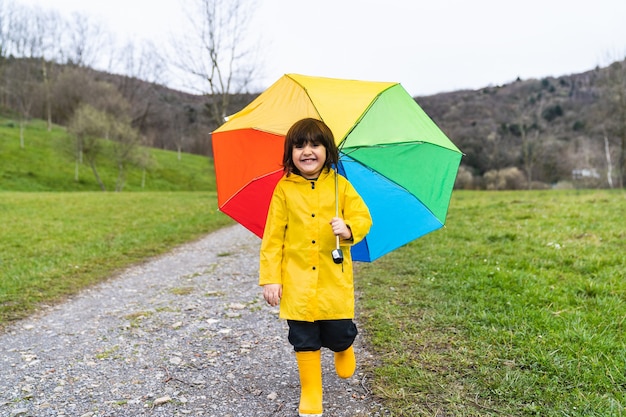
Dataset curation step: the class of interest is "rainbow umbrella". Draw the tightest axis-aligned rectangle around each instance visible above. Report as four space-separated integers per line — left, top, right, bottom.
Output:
212 74 462 262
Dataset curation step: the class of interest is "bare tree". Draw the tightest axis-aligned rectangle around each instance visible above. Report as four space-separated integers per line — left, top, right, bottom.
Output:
169 104 198 160
30 7 64 131
5 60 39 148
136 143 156 188
0 0 16 108
51 66 95 124
68 104 108 190
170 0 259 126
112 40 166 131
61 11 110 68
62 74 140 191
597 58 626 188
0 0 132 135
603 132 614 188
108 114 141 191
0 0 11 57
2 4 42 148
115 40 166 93
518 94 545 188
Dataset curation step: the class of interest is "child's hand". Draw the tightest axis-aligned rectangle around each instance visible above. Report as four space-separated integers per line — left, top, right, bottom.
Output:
330 217 352 240
263 284 282 307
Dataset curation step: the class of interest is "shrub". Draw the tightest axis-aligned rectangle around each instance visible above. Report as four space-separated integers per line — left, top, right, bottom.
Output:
483 167 527 190
572 120 585 131
553 180 574 189
542 104 564 122
529 180 551 190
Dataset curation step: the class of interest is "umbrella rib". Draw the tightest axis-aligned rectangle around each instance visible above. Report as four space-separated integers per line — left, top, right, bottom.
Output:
339 142 425 158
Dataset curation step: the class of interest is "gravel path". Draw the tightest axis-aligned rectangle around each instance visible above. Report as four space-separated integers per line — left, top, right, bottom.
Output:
1 224 389 417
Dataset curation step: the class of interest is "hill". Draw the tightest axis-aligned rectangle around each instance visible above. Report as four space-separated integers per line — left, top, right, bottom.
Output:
128 60 621 190
2 58 625 190
416 61 626 189
0 117 215 192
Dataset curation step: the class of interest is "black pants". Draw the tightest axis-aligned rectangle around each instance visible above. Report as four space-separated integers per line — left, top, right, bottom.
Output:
287 319 358 352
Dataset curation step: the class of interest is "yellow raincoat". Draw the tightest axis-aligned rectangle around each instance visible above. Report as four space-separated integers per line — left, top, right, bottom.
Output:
259 168 372 322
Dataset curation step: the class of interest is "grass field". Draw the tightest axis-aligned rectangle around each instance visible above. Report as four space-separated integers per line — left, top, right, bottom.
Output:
356 189 626 416
3 118 626 416
0 118 215 192
0 192 233 324
2 189 623 415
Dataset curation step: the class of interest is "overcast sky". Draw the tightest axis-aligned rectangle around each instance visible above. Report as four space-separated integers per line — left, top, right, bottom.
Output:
21 0 626 96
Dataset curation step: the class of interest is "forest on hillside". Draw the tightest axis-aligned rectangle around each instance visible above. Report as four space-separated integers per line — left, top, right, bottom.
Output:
418 64 626 190
1 0 625 189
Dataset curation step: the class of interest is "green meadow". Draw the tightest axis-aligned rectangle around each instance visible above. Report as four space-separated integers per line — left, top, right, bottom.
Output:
357 190 626 416
0 192 233 323
2 119 625 416
0 118 214 192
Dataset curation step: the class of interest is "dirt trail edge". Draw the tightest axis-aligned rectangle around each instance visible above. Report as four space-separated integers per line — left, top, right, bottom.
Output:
1 224 389 417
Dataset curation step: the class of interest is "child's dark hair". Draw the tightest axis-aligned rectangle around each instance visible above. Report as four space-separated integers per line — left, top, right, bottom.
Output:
282 118 339 175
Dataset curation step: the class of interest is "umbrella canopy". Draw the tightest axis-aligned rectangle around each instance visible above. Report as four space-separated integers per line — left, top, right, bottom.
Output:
212 74 462 262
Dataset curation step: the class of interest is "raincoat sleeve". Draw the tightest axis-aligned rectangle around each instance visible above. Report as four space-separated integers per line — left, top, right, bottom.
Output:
341 178 372 246
259 182 287 286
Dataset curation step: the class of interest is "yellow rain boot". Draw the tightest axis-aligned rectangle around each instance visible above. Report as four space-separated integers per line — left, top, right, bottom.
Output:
334 345 356 379
295 350 323 416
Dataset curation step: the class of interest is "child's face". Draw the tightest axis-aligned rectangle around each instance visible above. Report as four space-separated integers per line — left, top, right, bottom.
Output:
292 141 327 179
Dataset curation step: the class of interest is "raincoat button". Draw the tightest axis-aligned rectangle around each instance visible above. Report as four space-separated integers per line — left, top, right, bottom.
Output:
312 266 316 270
311 213 315 217
312 240 316 244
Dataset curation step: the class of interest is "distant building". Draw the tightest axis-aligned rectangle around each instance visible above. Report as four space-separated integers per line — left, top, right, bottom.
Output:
572 168 600 180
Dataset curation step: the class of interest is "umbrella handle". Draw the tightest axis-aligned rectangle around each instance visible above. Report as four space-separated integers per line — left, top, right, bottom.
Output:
335 167 340 250
332 168 344 264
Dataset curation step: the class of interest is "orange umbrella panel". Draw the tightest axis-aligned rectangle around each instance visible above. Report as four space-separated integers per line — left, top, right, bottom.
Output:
212 129 284 208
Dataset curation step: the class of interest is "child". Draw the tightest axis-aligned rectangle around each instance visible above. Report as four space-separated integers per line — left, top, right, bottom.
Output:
259 118 372 416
